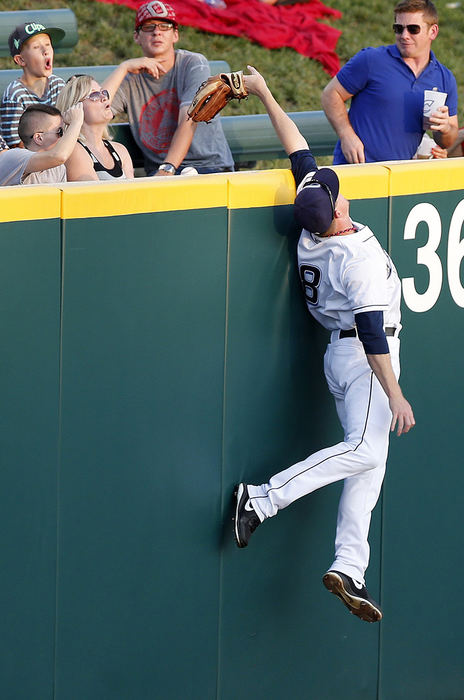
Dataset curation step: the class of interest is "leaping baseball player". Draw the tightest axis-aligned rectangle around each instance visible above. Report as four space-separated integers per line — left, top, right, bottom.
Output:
233 67 415 623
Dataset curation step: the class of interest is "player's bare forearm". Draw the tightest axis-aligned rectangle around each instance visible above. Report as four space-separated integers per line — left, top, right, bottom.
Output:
155 106 196 175
243 66 308 155
366 353 415 436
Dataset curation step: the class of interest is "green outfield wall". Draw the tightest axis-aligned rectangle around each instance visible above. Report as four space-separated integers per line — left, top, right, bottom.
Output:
0 161 463 700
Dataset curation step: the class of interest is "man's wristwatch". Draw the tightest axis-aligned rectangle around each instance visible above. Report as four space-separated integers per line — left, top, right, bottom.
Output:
157 162 176 175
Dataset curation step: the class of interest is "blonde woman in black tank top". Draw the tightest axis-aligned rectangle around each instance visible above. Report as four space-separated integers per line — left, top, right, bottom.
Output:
56 75 134 181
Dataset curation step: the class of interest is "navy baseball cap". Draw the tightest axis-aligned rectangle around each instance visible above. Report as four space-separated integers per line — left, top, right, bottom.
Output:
294 168 340 235
9 22 65 57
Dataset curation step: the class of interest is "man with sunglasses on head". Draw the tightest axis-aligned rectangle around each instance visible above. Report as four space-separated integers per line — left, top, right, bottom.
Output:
321 0 458 164
0 102 83 185
233 67 415 623
102 0 234 176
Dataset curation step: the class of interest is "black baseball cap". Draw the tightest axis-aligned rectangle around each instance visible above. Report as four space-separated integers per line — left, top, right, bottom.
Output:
294 168 340 235
9 22 66 57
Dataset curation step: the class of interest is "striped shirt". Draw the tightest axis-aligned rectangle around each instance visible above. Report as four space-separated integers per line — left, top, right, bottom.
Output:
0 75 65 147
0 134 7 151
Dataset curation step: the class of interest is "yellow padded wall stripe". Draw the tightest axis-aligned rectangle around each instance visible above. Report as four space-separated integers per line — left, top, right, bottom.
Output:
227 165 389 209
387 159 464 196
60 175 229 219
334 164 389 200
1 160 462 224
0 186 61 222
227 169 296 208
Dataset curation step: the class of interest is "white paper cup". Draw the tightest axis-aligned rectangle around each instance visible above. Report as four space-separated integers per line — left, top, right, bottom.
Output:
423 89 447 129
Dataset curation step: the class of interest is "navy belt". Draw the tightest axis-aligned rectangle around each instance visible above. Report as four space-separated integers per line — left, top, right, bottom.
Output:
339 327 396 339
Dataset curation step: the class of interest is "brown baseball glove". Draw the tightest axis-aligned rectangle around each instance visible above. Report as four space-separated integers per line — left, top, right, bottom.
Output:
187 71 248 123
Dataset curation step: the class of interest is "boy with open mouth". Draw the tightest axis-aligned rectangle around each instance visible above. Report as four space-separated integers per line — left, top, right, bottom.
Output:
1 22 66 147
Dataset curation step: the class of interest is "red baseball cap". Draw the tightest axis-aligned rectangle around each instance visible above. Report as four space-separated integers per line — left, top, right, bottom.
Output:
135 1 177 30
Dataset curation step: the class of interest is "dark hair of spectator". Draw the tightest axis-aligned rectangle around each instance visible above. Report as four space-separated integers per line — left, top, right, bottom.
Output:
18 104 61 142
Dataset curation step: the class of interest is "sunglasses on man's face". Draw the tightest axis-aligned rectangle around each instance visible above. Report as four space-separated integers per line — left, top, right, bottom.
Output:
83 89 110 102
393 23 423 35
32 126 64 138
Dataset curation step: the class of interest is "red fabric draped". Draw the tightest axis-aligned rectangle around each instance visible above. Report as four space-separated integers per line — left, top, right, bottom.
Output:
93 0 342 75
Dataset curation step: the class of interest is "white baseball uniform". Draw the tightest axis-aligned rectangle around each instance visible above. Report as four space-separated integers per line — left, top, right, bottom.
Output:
247 150 402 584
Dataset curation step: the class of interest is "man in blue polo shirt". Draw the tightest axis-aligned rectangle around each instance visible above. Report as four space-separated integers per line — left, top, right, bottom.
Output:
321 0 458 164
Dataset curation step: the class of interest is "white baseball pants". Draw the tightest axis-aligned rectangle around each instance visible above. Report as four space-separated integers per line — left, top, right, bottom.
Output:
248 335 400 584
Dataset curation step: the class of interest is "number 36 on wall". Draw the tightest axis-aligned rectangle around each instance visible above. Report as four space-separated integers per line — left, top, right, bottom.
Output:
402 201 464 312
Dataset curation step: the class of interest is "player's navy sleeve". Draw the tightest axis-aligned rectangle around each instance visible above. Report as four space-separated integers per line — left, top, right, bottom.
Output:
355 311 389 355
289 149 318 188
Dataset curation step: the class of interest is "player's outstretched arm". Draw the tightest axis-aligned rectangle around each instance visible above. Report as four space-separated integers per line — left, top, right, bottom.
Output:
243 66 308 155
366 353 415 436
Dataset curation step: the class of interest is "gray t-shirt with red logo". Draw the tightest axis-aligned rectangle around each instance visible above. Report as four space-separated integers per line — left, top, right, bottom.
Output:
111 49 234 174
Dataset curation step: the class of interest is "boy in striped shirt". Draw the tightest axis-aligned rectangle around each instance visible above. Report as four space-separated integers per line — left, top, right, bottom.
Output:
1 22 66 147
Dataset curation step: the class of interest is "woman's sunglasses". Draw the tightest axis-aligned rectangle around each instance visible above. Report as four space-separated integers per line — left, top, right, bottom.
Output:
84 89 110 102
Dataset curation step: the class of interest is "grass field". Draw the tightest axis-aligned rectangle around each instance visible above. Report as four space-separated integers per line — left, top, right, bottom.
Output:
1 0 464 163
